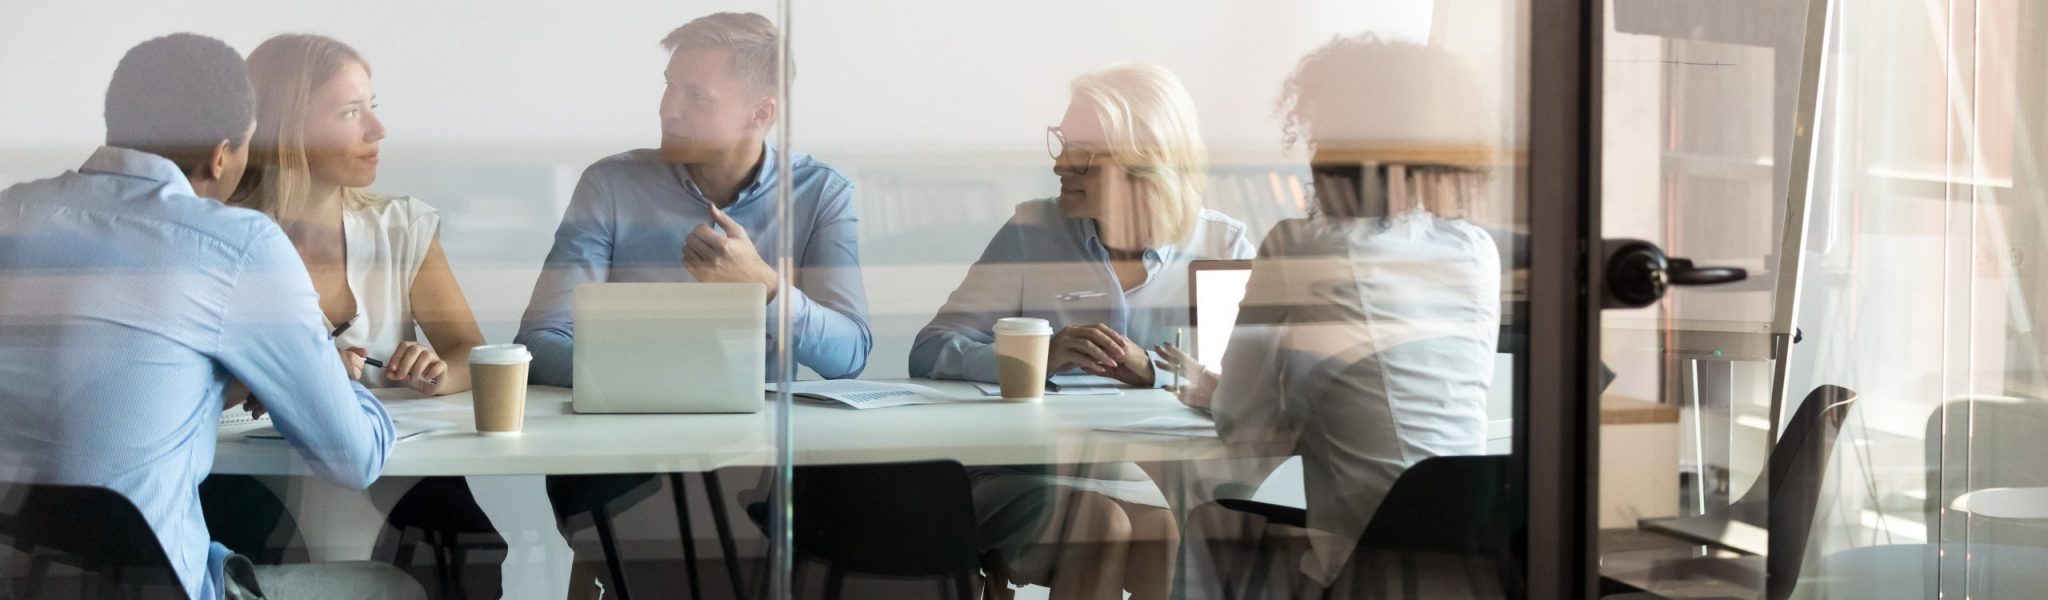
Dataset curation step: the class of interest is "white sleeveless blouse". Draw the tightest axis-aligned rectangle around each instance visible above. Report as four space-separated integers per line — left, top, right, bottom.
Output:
322 195 440 390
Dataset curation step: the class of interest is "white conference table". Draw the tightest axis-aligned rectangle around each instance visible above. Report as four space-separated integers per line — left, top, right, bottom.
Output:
214 379 1238 476
211 379 1260 597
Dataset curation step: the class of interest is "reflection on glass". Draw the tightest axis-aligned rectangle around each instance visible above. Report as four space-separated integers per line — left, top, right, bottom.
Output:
1166 35 1508 599
510 12 860 598
910 63 1244 599
0 4 1549 600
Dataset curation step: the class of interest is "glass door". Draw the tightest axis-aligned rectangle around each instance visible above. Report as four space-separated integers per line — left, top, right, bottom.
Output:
771 0 1607 598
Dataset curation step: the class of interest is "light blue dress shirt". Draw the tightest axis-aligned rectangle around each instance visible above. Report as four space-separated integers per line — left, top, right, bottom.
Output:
516 145 872 384
0 147 396 599
910 198 1256 384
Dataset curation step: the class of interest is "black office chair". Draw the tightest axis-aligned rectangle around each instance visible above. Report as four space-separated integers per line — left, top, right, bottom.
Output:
381 477 507 599
1767 394 2048 599
545 471 753 600
1218 455 1519 600
197 474 306 565
1734 384 1856 600
740 461 987 600
0 482 187 599
1601 384 1858 600
548 474 662 600
1922 395 2048 546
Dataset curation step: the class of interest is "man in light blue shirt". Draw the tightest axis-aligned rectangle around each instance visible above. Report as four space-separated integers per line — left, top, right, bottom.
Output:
516 15 870 596
516 12 871 383
0 34 411 599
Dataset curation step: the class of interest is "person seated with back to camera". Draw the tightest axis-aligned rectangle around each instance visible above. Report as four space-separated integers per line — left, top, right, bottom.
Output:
1164 35 1505 599
0 33 420 599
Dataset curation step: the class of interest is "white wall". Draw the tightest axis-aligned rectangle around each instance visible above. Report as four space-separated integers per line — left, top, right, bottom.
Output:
0 1 1455 379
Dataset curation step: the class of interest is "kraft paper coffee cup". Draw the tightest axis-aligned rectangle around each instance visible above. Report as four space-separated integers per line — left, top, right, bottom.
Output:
469 344 531 435
994 318 1053 401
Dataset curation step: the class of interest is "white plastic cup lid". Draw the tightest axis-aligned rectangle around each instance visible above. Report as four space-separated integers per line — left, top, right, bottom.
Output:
994 317 1054 336
469 344 532 365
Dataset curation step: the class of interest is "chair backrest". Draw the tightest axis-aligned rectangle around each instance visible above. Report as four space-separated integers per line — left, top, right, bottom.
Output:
1922 395 2048 544
1355 454 1517 556
0 482 186 597
1725 384 1856 600
790 460 981 577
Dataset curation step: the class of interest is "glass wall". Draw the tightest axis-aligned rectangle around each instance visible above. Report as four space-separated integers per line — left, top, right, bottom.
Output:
0 1 1553 599
0 3 790 599
1596 0 2048 597
781 2 1534 598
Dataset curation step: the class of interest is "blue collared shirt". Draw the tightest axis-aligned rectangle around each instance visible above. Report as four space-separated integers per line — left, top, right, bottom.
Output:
910 198 1255 383
0 147 396 599
516 145 873 384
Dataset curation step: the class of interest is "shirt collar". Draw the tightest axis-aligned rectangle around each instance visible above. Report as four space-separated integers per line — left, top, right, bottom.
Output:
671 142 780 209
1075 217 1169 269
79 146 197 198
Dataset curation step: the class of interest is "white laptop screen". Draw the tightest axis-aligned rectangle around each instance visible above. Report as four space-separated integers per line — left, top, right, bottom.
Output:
1188 260 1253 370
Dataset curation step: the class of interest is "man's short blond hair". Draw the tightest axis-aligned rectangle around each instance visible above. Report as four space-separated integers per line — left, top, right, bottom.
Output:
1070 63 1210 248
660 12 784 94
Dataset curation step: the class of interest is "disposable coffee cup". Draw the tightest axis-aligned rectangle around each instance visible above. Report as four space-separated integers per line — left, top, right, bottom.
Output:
469 344 532 436
993 317 1054 402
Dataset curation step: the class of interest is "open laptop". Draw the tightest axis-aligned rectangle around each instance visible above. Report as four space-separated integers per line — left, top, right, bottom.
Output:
1187 259 1253 370
572 282 766 414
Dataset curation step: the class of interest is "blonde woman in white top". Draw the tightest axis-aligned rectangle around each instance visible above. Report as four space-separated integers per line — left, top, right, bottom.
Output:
229 34 483 396
210 33 498 590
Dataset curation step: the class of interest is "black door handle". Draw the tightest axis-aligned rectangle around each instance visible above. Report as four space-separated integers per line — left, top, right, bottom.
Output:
1601 239 1749 309
1667 258 1747 286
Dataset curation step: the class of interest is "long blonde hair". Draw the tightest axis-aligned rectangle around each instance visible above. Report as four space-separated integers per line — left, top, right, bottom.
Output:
229 34 382 219
1069 63 1209 248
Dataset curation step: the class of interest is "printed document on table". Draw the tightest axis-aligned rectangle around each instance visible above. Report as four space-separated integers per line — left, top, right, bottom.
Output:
972 374 1127 397
244 418 455 444
1096 413 1219 438
773 380 975 410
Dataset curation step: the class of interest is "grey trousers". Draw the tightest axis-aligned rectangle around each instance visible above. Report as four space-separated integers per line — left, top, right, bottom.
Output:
223 553 426 600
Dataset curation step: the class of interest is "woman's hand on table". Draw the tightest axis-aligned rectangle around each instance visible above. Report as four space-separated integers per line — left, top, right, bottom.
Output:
385 341 448 396
1051 323 1155 387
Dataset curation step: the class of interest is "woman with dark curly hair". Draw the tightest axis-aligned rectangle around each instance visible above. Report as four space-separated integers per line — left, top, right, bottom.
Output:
1171 35 1507 598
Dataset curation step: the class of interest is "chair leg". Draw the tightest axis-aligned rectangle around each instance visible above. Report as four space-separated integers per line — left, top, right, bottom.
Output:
1400 552 1420 600
25 555 51 598
953 573 975 600
666 473 703 600
96 568 120 600
1243 529 1278 600
432 532 457 600
704 471 750 599
824 564 849 600
393 529 419 571
450 543 471 600
591 507 635 600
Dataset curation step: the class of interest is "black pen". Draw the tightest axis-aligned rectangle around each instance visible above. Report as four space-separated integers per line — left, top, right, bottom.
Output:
362 355 442 387
333 320 439 386
1045 378 1062 393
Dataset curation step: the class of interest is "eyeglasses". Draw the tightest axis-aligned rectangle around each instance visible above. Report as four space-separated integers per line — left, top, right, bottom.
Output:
1046 126 1097 175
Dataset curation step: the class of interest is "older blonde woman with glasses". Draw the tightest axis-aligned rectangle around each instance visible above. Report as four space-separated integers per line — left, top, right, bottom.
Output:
909 63 1255 600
